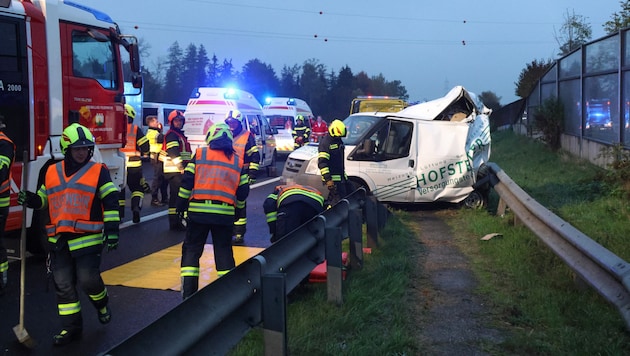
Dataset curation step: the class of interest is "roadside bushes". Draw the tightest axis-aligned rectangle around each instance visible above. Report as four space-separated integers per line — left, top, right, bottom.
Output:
534 97 564 151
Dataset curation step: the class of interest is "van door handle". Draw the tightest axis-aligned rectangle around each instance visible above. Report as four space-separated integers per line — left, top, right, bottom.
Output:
409 159 415 168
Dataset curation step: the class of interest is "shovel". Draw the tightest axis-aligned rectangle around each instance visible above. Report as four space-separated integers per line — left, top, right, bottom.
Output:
13 151 35 348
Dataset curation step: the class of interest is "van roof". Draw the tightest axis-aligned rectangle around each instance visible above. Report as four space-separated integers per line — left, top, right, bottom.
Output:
186 87 263 113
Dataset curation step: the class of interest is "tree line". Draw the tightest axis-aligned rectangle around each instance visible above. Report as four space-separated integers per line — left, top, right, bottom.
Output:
139 41 409 121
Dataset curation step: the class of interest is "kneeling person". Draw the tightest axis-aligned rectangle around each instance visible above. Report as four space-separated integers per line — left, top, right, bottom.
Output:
263 182 324 243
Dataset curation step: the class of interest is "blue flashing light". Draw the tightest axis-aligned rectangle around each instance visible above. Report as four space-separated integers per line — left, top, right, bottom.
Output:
265 97 273 105
224 88 240 100
65 1 115 24
286 98 296 106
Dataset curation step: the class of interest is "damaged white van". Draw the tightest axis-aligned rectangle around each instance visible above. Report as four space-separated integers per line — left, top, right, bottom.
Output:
282 86 492 207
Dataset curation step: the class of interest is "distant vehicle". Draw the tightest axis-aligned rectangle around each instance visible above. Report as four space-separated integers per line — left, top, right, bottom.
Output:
184 87 278 175
263 97 314 155
141 102 186 130
350 96 409 114
585 99 612 130
284 86 492 208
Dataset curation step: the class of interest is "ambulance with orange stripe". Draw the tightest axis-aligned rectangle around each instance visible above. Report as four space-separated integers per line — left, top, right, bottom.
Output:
262 97 314 155
183 87 278 175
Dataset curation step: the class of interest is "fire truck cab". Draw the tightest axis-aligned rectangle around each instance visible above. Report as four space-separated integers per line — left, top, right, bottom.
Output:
0 0 141 253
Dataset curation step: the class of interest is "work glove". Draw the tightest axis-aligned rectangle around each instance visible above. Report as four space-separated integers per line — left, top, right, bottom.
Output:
140 178 151 193
248 174 256 185
18 190 39 208
104 233 119 252
178 211 188 228
325 180 336 191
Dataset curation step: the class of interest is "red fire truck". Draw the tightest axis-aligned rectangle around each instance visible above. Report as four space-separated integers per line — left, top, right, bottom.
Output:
0 0 141 253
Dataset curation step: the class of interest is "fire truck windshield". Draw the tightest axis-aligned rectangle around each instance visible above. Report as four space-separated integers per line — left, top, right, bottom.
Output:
72 31 118 89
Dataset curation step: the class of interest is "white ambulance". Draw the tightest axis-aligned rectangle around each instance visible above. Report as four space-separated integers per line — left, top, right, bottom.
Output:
262 97 314 155
183 87 278 175
282 86 492 208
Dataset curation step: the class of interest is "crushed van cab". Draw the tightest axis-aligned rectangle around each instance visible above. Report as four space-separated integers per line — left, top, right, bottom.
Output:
282 86 492 207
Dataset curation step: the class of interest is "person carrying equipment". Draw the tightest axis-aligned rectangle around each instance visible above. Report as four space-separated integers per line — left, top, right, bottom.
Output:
160 110 192 231
176 123 248 300
318 119 350 206
224 110 259 245
18 123 120 346
292 115 311 149
263 182 324 243
119 104 150 223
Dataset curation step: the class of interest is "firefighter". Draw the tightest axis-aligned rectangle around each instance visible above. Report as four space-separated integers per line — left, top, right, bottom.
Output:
318 119 350 205
176 122 248 300
263 182 324 243
18 123 120 346
292 115 311 149
224 110 259 245
0 117 15 295
145 116 167 206
160 110 192 231
119 104 150 223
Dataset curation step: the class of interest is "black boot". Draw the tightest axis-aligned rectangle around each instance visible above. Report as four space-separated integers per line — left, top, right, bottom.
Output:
53 328 82 346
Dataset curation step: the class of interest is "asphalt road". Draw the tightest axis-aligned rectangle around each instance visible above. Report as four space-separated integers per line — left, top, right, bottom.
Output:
0 157 287 355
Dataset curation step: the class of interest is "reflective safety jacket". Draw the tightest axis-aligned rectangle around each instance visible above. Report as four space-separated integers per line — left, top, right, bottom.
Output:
317 134 347 183
177 147 248 225
120 123 149 168
0 132 15 208
160 128 191 174
37 161 120 254
292 124 311 146
263 184 324 234
232 130 260 177
145 127 163 160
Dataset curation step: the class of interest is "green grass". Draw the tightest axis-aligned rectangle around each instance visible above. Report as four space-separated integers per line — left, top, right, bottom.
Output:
231 130 630 355
230 217 419 355
452 130 630 354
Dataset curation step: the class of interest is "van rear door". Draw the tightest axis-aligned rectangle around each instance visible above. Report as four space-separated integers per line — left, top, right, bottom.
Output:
413 120 474 203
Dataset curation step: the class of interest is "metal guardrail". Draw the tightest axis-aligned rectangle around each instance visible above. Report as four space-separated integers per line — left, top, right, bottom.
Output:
102 188 389 356
488 162 630 330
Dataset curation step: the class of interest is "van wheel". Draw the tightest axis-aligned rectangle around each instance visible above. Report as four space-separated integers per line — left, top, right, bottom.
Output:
349 178 370 195
462 190 486 209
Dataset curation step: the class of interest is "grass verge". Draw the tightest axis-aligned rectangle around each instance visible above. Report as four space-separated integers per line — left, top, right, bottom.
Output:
231 129 630 355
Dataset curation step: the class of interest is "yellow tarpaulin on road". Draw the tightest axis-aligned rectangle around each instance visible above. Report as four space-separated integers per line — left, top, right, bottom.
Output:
102 244 264 291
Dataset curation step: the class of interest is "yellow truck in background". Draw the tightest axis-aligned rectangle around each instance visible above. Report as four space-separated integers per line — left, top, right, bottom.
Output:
350 96 409 114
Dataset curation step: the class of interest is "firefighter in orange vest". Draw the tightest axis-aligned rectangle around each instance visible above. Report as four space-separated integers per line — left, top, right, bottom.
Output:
160 110 192 231
0 116 15 295
263 182 324 243
176 122 248 300
224 110 259 245
18 123 120 346
119 104 150 223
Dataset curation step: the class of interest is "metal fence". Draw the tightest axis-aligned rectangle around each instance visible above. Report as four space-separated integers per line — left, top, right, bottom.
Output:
521 28 630 149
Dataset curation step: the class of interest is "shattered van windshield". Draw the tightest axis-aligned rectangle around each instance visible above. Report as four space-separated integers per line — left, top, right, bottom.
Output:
343 115 383 145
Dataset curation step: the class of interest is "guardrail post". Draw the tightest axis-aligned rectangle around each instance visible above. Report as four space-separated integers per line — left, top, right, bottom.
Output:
325 226 343 305
496 197 507 217
263 273 287 356
348 205 363 270
365 195 379 248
